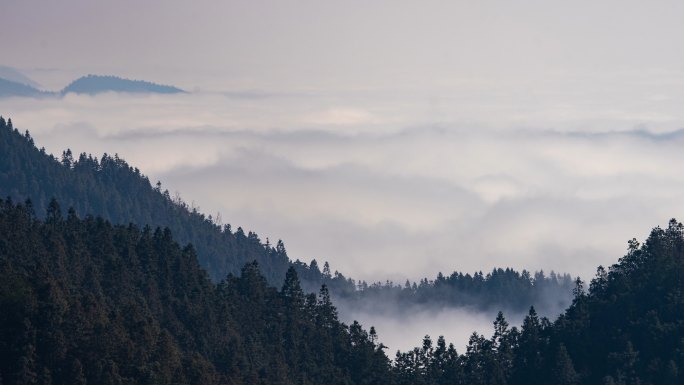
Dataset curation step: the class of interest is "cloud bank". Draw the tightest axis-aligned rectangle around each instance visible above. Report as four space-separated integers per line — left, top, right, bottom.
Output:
3 76 684 348
4 86 683 280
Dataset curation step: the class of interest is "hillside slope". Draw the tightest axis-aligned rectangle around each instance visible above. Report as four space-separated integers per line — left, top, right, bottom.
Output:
0 78 52 98
0 198 388 385
0 66 41 88
0 116 291 284
0 116 574 313
62 75 185 95
393 220 684 384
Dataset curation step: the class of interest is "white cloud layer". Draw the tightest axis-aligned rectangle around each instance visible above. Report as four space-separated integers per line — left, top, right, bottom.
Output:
4 87 684 285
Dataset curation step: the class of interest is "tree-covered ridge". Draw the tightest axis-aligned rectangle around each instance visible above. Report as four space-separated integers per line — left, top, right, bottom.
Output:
1 202 682 384
0 116 574 314
2 115 683 382
551 220 684 384
392 220 684 385
0 66 42 89
328 267 573 315
0 78 52 99
0 198 389 385
61 75 185 95
0 69 183 98
0 116 291 284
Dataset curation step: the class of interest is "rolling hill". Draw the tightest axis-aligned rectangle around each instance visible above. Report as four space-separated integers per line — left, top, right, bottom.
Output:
62 75 185 95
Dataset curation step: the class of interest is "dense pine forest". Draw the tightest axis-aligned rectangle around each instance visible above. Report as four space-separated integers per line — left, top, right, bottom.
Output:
4 0 682 383
392 219 684 385
1 198 683 384
0 116 573 315
330 268 573 315
0 198 388 385
1 117 683 383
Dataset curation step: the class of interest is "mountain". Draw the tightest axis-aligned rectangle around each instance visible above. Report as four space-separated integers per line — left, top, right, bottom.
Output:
0 78 52 98
0 118 681 383
0 116 291 285
393 220 684 385
0 70 185 97
0 66 41 88
0 116 574 315
0 198 389 385
62 75 185 95
548 221 684 384
0 181 681 384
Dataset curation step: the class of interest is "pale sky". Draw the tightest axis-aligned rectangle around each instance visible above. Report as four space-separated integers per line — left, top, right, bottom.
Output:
5 0 684 91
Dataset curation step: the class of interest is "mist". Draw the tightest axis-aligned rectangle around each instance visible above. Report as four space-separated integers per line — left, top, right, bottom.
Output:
335 297 564 354
3 83 682 348
340 304 505 354
3 0 684 378
3 86 682 281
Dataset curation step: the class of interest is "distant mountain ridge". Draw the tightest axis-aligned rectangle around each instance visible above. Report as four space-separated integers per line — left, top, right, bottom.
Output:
0 65 42 88
0 78 52 98
0 66 185 97
0 198 388 385
62 74 185 95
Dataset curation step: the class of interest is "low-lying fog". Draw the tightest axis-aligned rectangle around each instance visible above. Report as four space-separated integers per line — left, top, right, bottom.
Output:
6 84 683 282
335 299 564 354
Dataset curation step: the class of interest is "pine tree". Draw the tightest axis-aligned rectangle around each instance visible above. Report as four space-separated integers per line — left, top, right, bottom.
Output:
511 306 544 385
551 344 578 385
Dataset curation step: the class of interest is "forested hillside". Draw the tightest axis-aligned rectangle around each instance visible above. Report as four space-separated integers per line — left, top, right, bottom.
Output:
331 268 573 315
0 117 576 314
0 116 292 284
0 198 389 385
392 220 684 385
1 199 682 384
0 116 574 314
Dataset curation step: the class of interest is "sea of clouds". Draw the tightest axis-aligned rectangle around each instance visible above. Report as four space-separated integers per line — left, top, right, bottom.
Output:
4 71 684 350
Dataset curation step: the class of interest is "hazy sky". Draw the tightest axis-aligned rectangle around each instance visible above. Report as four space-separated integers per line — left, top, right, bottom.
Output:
5 0 684 350
4 0 684 91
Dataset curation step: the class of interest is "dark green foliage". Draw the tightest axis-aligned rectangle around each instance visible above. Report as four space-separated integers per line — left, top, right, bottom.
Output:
0 116 292 284
393 219 684 385
339 267 574 315
550 219 684 384
551 345 578 385
0 116 573 315
0 199 388 385
1 116 683 383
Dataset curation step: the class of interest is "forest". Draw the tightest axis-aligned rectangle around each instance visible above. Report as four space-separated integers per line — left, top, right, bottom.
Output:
1 197 683 384
0 116 574 315
0 197 388 385
1 116 684 383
